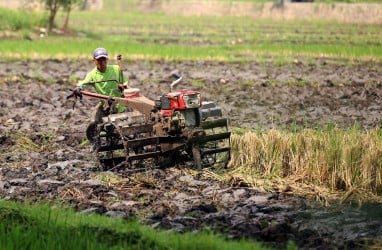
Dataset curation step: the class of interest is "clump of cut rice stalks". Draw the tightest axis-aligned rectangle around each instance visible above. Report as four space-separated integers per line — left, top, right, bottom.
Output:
129 173 161 189
60 187 86 201
14 132 57 153
228 127 382 204
93 172 123 187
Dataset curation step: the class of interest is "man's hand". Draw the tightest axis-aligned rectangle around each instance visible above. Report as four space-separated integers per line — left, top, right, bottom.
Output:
118 84 127 92
67 87 83 100
66 87 83 110
73 87 82 98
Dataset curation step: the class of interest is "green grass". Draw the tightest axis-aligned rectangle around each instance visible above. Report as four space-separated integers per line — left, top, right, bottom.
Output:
0 7 45 31
0 200 267 250
1 35 380 62
0 7 381 62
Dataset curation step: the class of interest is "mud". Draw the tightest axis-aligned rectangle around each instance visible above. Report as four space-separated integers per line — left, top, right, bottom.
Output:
0 59 381 249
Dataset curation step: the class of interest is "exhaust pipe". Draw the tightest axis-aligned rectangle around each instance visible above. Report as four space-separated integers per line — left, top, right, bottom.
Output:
170 76 183 92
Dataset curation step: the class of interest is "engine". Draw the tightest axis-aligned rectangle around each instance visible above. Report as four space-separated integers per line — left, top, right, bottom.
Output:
152 89 202 134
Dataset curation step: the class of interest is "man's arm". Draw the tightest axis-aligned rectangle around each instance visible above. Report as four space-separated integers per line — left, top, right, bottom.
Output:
77 69 96 89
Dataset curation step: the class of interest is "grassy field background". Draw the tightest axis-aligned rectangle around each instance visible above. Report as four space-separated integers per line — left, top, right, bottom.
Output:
1 1 382 61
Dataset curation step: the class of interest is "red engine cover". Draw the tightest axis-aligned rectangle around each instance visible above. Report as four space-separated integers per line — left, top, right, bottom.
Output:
161 89 201 117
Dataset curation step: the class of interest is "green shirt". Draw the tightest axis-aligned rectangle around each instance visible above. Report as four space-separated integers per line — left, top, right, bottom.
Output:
78 65 128 112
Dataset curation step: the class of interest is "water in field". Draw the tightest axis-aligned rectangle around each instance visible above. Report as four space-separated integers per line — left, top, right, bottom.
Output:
292 202 382 248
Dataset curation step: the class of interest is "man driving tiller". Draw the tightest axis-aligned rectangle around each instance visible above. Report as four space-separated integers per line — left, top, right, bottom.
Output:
67 48 231 170
73 47 129 142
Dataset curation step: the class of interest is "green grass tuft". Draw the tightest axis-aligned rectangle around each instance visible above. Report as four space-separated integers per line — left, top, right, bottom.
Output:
0 200 267 250
0 7 45 31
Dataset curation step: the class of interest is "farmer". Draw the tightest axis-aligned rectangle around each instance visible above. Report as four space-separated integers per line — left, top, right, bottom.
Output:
76 47 128 115
73 47 129 141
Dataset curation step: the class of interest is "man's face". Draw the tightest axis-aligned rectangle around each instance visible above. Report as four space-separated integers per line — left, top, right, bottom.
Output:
94 57 107 72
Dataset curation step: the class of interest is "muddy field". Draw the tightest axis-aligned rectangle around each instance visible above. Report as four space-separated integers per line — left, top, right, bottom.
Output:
0 59 382 249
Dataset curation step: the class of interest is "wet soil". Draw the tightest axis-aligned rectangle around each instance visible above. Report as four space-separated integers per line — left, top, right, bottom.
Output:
0 59 381 249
